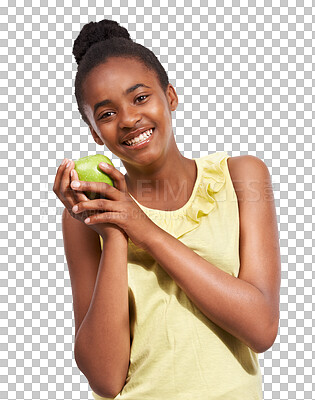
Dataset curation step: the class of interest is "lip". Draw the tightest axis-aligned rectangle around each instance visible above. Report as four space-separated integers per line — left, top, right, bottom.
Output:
122 128 155 150
121 127 154 144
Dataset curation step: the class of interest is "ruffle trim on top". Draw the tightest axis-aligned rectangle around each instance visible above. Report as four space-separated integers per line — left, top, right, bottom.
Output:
182 151 229 238
127 151 230 241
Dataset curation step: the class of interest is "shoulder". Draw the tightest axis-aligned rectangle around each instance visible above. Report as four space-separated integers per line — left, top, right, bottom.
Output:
227 154 270 178
226 155 271 202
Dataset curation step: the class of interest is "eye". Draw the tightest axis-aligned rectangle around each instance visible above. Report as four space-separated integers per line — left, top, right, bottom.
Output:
99 111 115 120
136 95 149 103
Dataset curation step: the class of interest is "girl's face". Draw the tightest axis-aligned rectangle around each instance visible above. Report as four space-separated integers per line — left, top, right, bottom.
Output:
81 57 178 167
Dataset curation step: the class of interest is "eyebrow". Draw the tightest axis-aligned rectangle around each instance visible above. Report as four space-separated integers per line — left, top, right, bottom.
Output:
93 83 151 115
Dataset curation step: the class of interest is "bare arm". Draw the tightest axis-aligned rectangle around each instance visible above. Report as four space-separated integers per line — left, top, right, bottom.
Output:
62 208 130 398
141 156 281 354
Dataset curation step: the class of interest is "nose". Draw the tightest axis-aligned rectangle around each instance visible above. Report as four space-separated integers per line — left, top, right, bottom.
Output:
118 105 142 129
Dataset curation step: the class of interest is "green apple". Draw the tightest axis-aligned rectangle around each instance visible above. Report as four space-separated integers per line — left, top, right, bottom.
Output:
74 154 114 200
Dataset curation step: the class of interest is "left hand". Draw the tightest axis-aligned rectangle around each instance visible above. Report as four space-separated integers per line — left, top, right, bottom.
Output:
70 162 156 250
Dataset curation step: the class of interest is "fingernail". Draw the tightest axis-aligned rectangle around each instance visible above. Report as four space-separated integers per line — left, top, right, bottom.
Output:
71 181 80 188
100 162 109 169
62 158 67 165
66 160 71 168
72 205 78 212
84 218 90 224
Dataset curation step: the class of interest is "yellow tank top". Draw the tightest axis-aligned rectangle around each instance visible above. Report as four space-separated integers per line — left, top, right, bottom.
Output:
92 151 263 400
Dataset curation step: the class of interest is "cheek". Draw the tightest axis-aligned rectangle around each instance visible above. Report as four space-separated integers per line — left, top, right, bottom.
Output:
149 100 171 124
101 134 115 147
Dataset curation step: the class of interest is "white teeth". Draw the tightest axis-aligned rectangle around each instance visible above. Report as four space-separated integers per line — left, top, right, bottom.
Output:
125 129 153 146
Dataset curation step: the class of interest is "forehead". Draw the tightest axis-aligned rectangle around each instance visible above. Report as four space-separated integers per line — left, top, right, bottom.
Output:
82 57 159 102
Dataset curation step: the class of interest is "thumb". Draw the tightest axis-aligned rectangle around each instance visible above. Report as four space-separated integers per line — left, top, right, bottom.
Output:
99 162 128 192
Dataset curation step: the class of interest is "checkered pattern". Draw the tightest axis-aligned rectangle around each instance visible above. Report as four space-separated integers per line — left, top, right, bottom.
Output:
1 1 314 399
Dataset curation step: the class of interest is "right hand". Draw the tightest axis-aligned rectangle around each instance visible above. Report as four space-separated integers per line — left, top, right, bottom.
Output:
53 158 128 240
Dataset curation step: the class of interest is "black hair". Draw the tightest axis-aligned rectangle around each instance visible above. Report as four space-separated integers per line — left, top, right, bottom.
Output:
73 19 170 124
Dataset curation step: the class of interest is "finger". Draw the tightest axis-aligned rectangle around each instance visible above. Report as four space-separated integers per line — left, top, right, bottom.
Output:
60 159 75 202
84 211 126 226
60 160 89 216
54 159 84 218
70 168 89 202
98 162 128 193
72 198 117 215
53 158 68 195
70 179 119 200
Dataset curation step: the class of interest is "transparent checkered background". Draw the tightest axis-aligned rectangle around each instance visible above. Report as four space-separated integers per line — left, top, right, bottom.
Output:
1 0 314 399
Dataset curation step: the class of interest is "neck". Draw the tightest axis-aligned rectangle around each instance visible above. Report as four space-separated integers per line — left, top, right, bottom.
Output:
123 143 196 207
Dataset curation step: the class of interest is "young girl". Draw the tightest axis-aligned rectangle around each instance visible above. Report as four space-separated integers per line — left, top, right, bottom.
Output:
53 19 281 400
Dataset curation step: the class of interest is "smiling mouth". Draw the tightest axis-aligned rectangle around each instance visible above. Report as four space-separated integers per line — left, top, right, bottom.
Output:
123 128 154 146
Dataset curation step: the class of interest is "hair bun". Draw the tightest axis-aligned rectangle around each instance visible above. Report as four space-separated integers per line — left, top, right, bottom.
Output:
73 19 131 65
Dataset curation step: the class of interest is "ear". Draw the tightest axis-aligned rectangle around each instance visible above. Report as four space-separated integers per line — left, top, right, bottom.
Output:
166 84 178 112
89 126 104 146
